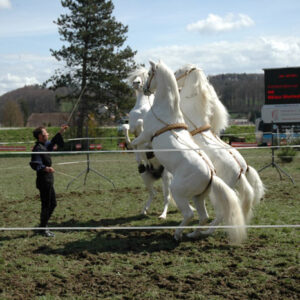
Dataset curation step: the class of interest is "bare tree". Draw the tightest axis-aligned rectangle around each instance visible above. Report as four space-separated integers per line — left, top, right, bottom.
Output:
1 101 24 127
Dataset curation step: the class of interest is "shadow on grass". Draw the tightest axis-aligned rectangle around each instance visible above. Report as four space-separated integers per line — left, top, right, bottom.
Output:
0 233 29 242
32 214 187 255
49 213 149 227
33 229 180 256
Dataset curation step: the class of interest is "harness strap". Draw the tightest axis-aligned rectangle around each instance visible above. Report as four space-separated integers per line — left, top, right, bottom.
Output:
213 133 247 179
151 123 188 141
229 150 244 179
197 150 216 175
175 67 197 81
190 124 211 136
202 169 214 195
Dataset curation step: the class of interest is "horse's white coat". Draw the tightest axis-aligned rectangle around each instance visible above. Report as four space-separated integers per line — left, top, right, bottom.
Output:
132 60 246 243
123 66 173 219
175 65 264 220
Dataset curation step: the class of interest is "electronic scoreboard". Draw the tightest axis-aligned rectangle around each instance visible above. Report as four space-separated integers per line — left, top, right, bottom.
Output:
264 67 300 105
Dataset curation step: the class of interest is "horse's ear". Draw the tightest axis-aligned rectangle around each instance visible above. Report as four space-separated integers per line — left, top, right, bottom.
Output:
149 60 156 70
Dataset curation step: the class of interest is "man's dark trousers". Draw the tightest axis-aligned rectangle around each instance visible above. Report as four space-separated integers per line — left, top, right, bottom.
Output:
38 183 57 228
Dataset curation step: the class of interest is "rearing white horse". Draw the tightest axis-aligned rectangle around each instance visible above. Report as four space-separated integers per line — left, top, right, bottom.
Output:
122 66 173 219
175 64 265 222
132 60 246 244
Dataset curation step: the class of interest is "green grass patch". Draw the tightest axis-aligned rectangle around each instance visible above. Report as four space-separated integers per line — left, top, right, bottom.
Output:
0 149 299 299
224 125 256 142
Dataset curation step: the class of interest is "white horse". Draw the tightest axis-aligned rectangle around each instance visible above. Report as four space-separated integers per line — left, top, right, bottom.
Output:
175 64 265 222
132 60 246 244
122 66 173 219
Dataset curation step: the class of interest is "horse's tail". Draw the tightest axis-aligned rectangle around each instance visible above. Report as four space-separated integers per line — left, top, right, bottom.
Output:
121 124 133 149
210 175 246 244
235 174 255 224
245 166 265 206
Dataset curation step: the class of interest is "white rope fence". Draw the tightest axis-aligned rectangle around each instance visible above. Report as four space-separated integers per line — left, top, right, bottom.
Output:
0 143 299 155
1 224 299 231
0 130 298 144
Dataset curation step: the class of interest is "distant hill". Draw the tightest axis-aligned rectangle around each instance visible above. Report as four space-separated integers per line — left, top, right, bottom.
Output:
0 85 69 125
0 73 265 125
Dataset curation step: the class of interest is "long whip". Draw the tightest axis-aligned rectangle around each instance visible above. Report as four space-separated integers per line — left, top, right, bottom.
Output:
66 84 87 125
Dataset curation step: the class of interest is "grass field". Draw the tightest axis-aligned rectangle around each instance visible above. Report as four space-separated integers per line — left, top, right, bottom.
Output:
0 148 299 299
0 127 126 151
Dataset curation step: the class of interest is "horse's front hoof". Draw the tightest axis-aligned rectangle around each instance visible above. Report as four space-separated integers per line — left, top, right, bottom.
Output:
174 232 182 241
158 214 167 220
187 229 210 239
198 230 211 237
187 231 199 239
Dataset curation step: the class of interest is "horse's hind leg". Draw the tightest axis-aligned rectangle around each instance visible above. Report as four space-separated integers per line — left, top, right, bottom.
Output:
171 185 194 241
195 216 222 237
174 198 194 241
140 172 156 215
159 170 172 219
187 193 211 239
194 194 209 224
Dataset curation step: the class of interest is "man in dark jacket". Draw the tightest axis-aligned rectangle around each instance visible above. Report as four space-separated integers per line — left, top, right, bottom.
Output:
30 125 68 237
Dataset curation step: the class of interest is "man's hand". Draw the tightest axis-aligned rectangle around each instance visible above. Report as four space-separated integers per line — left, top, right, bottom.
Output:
59 124 69 134
44 167 55 173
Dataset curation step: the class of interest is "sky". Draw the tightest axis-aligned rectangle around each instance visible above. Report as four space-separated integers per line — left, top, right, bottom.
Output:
0 0 300 96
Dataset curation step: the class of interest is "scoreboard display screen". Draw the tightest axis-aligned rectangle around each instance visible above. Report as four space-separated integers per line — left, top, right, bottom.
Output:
264 67 300 105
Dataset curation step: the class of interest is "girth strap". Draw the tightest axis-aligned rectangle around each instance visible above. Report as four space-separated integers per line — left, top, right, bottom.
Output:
190 124 211 136
202 169 214 195
151 123 188 141
228 150 244 179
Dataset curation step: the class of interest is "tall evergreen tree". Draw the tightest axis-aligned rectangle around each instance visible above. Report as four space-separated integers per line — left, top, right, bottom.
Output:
47 0 136 136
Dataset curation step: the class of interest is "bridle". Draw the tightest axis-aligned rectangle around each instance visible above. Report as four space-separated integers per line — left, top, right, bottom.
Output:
143 68 155 96
175 67 196 82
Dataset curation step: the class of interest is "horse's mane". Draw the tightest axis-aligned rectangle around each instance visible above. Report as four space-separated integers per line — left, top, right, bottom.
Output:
127 66 148 85
180 64 229 134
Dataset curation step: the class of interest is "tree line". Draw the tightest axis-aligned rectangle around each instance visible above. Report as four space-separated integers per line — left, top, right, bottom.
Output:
0 73 265 127
209 73 264 121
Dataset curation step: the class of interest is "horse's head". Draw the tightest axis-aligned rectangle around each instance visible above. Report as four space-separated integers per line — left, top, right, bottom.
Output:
176 64 229 134
174 64 197 89
127 66 148 92
143 60 158 96
132 76 143 90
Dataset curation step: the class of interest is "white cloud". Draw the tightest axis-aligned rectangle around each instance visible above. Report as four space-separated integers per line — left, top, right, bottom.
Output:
186 13 254 34
1 36 300 96
0 54 62 96
0 0 11 9
135 36 300 74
